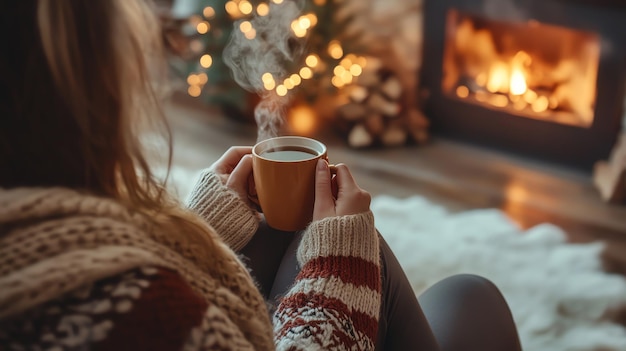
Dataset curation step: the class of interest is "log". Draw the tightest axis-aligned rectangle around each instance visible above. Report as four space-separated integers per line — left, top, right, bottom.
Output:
338 103 368 121
368 93 401 117
381 124 408 147
364 114 385 136
406 108 430 129
409 127 429 145
348 85 369 104
381 77 403 100
348 124 374 148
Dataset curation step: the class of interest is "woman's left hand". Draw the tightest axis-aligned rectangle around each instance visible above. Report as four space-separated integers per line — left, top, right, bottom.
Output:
210 146 257 207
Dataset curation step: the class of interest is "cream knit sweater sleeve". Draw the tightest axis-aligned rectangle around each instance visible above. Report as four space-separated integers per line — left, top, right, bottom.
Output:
274 211 381 350
186 170 261 251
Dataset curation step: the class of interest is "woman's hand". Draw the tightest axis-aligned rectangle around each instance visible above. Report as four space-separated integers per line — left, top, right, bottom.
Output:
209 146 256 207
312 159 371 221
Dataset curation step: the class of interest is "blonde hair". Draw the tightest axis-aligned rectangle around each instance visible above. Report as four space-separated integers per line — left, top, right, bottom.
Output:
36 0 166 202
0 1 249 281
1 3 276 345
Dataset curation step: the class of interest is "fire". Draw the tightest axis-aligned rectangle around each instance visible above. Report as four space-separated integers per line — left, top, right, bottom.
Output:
442 10 600 128
486 62 509 94
510 68 527 96
484 51 529 96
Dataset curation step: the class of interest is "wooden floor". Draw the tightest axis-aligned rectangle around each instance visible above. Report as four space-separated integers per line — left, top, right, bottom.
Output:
164 94 626 274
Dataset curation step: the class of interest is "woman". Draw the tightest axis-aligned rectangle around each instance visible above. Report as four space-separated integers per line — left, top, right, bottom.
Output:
0 1 522 350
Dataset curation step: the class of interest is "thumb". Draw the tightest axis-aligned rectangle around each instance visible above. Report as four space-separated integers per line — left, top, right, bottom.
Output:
313 158 335 220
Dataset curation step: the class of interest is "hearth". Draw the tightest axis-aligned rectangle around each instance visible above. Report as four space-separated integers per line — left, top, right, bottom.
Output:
421 0 626 170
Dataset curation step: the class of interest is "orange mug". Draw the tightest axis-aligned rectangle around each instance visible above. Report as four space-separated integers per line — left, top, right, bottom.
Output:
252 136 334 231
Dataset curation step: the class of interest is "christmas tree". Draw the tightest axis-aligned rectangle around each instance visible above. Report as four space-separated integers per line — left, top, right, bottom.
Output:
167 0 367 127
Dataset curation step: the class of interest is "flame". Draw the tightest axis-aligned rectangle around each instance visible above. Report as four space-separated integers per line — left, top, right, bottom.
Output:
486 52 529 95
510 68 527 96
510 51 530 96
486 62 509 94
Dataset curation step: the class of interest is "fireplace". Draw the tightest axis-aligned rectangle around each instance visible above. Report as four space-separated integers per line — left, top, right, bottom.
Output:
421 0 626 170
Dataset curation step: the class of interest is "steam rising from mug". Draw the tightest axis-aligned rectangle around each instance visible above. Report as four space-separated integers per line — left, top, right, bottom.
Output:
223 0 306 142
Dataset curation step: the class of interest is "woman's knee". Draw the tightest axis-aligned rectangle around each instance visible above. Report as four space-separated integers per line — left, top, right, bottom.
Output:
419 273 514 324
418 274 522 351
422 274 504 304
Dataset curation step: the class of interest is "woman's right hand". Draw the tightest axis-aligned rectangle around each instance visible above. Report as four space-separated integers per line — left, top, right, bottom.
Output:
312 159 371 221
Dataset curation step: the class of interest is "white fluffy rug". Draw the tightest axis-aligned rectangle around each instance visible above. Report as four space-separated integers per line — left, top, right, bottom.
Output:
164 167 626 351
372 195 626 351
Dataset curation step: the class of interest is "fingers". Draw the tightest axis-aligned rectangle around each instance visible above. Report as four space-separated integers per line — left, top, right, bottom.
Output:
212 146 253 173
313 159 336 220
333 164 358 192
226 154 253 191
333 163 371 216
223 146 253 160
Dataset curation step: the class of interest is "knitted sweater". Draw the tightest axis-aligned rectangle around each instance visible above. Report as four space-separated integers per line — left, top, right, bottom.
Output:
0 170 381 350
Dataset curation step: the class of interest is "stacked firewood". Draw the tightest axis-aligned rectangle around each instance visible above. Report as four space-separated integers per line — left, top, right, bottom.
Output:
336 58 429 148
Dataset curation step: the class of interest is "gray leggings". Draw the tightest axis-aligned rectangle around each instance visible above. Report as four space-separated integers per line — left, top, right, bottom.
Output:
239 221 522 351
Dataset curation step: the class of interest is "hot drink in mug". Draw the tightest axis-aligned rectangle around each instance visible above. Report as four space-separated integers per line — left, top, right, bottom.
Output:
252 136 333 231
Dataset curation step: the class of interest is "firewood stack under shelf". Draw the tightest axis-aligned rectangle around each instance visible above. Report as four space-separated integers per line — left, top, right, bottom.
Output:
335 58 430 149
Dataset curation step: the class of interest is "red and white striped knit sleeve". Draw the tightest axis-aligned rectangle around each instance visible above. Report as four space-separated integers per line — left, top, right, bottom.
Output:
273 211 381 351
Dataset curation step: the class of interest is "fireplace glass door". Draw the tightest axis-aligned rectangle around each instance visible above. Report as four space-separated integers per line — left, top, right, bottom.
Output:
442 9 600 128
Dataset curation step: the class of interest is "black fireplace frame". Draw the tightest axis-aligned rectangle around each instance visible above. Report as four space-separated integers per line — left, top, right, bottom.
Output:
421 0 626 170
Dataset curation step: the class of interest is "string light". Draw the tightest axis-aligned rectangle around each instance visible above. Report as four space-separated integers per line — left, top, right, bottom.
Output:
244 28 256 39
262 73 276 90
284 78 295 89
306 13 318 26
331 76 345 88
291 19 307 38
299 17 311 30
276 85 288 96
305 54 319 68
257 3 270 16
299 67 313 79
340 58 352 69
239 21 252 33
313 0 326 5
349 64 362 76
328 40 343 59
340 70 353 84
272 0 284 4
239 1 253 15
333 65 346 77
290 74 302 86
188 85 201 97
196 21 210 34
203 6 215 18
200 54 213 68
225 1 240 16
197 73 208 85
264 80 276 90
187 74 200 86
